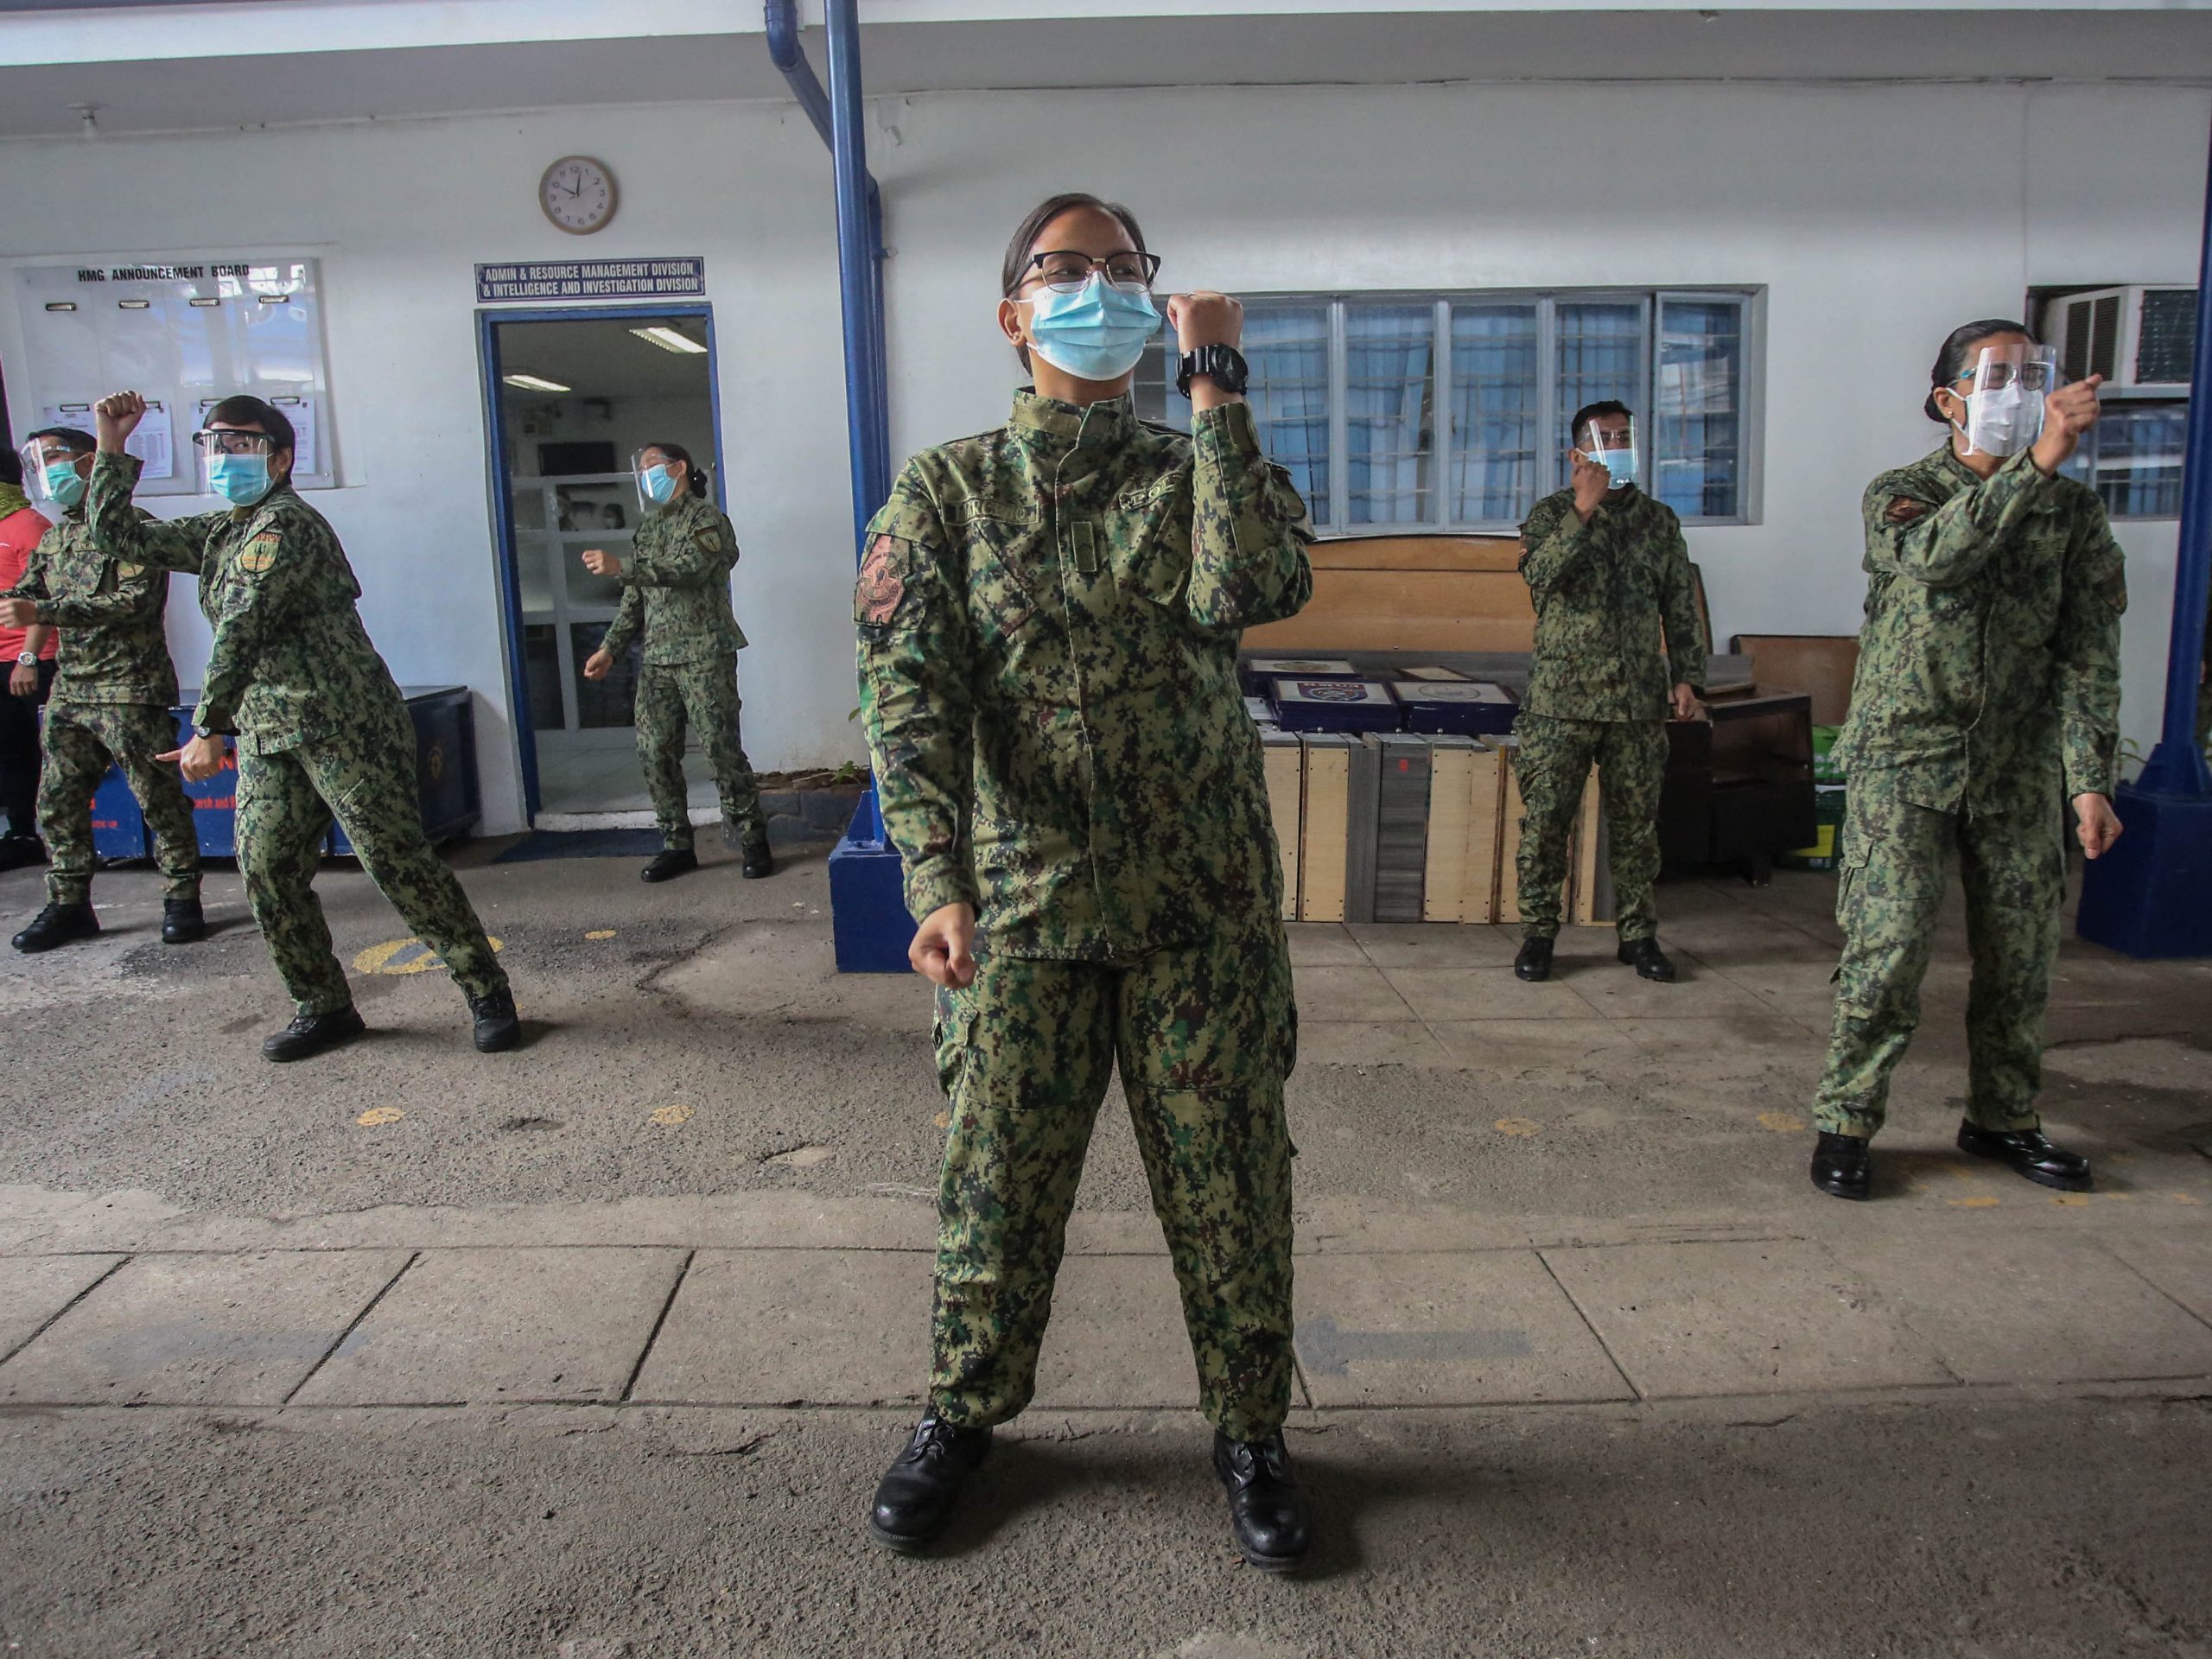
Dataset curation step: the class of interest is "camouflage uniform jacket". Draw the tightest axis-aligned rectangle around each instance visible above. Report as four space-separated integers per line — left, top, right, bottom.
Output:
857 391 1314 962
1518 485 1707 721
0 505 175 705
600 493 746 665
87 451 404 755
1836 444 2126 812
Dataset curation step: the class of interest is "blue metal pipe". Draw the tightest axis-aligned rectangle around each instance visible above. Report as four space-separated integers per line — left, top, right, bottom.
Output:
763 0 891 560
2136 106 2212 799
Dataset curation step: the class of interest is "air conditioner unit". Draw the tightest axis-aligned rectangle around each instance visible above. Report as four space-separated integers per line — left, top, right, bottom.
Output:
2044 285 2196 389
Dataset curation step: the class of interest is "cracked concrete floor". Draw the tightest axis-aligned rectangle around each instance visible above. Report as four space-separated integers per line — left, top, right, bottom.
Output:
3 843 2210 1657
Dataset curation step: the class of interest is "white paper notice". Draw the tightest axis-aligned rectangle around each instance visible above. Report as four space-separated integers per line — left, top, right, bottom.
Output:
37 400 170 480
272 397 318 475
126 400 175 480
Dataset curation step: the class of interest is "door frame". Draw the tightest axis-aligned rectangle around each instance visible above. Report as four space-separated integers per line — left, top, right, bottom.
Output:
474 301 725 820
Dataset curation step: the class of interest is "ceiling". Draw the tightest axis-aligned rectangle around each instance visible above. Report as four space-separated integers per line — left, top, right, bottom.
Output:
494 316 714 402
2 10 2209 139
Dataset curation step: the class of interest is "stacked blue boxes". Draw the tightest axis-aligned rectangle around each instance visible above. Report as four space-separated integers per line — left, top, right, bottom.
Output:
1268 677 1402 735
1390 681 1518 736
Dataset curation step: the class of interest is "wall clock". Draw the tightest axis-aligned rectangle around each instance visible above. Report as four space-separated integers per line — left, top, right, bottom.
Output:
540 156 618 236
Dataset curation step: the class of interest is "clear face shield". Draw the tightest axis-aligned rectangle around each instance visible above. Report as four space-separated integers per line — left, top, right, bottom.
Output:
193 428 281 505
18 439 92 509
1574 417 1638 488
632 448 683 512
1949 344 2056 459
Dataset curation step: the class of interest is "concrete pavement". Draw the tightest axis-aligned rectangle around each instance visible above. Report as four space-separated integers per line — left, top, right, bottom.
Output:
2 842 2209 1656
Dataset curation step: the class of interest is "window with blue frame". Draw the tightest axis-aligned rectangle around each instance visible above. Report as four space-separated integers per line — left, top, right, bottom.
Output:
1135 288 1758 531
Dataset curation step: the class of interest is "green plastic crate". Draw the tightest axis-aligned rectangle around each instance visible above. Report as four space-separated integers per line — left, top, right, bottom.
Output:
1779 785 1847 871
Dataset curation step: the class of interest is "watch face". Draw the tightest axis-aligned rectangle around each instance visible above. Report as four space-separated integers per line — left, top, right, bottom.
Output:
540 156 618 236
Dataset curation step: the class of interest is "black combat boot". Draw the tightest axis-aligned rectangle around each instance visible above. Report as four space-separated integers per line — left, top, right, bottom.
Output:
1956 1122 2091 1192
12 900 99 954
1618 937 1677 982
468 986 521 1053
1513 935 1554 982
1809 1130 1871 1201
641 847 697 883
726 816 775 879
162 896 207 944
867 1416 992 1553
1214 1431 1312 1572
261 1005 366 1063
0 834 45 873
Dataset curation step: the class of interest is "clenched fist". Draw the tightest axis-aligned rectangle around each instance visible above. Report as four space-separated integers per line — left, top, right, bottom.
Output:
94 391 147 454
2031 374 2103 476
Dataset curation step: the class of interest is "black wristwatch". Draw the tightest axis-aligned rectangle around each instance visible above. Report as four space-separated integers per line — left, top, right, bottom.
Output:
1177 344 1249 397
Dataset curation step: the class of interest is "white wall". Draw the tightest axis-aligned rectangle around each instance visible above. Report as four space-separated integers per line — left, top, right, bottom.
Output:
0 103 855 833
2 76 2203 831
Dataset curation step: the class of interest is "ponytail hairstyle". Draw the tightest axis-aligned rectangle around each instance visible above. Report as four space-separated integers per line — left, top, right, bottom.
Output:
643 440 709 500
1925 319 2033 423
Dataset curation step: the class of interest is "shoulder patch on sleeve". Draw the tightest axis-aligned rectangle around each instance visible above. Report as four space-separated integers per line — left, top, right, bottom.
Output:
855 533 908 628
695 527 723 554
237 531 283 575
1884 496 1933 526
117 563 144 579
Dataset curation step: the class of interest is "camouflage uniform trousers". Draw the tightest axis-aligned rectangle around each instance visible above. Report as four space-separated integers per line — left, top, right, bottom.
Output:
928 925 1299 1443
37 702 201 906
1514 714 1669 942
633 653 764 852
1812 772 2063 1140
236 702 507 1017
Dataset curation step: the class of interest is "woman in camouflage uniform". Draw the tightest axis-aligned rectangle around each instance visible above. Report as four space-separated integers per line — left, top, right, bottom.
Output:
1809 321 2125 1201
582 442 770 881
855 193 1316 1567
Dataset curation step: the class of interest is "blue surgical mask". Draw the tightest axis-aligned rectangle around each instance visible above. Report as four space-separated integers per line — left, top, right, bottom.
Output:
642 465 677 505
207 453 272 506
1022 275 1160 383
43 462 86 510
1590 445 1638 488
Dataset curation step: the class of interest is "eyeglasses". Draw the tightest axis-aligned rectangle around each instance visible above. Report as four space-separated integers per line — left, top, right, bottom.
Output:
193 429 276 456
1955 359 2056 394
1018 250 1162 296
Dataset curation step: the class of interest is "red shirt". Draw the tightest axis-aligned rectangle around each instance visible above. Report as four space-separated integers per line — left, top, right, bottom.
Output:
0 504 59 663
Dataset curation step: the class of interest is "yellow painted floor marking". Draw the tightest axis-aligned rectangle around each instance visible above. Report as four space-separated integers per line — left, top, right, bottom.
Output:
932 1110 951 1130
1946 1196 2001 1209
356 1107 405 1127
1494 1116 1540 1137
1756 1111 1805 1134
650 1103 693 1127
353 935 504 976
585 929 616 940
2050 1193 2091 1206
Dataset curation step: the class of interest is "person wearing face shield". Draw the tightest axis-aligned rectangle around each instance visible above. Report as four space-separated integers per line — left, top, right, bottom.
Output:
0 428 204 951
855 193 1316 1568
1512 401 1708 986
82 391 520 1062
1807 321 2125 1203
0 442 59 872
580 443 769 881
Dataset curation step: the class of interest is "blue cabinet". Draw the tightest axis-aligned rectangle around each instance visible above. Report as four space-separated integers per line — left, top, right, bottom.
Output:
89 686 480 861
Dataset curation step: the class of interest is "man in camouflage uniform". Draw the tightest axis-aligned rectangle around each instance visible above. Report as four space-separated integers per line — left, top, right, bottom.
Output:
1513 400 1707 985
857 195 1313 1569
86 391 518 1062
1810 344 2123 1201
2 426 203 953
580 448 769 882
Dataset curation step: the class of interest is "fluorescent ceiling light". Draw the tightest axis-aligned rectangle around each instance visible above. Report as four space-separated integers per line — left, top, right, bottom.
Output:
629 325 707 355
503 372 570 392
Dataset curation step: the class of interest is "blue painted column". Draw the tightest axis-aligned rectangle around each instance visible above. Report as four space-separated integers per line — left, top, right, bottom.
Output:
2077 105 2212 957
